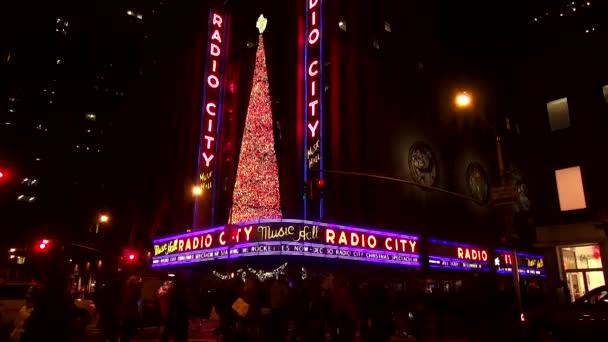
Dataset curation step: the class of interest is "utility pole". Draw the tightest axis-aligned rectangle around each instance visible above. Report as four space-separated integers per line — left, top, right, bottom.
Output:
495 134 524 328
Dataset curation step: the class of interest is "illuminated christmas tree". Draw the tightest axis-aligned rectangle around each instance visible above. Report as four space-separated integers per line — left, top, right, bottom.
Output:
230 15 282 223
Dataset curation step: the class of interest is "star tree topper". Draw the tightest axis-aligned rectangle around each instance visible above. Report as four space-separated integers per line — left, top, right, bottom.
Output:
256 14 268 34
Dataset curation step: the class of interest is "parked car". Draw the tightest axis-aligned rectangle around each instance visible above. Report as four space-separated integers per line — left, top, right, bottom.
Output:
524 285 608 339
0 284 33 326
0 283 97 336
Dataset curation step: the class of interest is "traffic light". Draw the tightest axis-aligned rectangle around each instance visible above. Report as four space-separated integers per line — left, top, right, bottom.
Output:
318 178 325 198
36 239 50 252
124 250 138 263
302 182 309 201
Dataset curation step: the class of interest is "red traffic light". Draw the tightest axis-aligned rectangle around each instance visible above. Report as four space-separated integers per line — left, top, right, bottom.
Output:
124 251 137 262
0 171 4 179
36 239 50 251
318 179 325 187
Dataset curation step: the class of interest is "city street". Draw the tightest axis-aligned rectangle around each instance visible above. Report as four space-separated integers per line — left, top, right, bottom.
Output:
74 320 470 342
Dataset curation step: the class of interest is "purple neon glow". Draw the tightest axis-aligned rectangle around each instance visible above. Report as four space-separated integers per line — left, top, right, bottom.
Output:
428 239 488 250
496 267 546 277
152 240 420 268
153 219 419 247
495 249 544 260
154 226 225 244
429 256 489 272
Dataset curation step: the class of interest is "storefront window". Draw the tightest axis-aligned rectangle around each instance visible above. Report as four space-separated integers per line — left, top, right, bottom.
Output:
561 245 605 302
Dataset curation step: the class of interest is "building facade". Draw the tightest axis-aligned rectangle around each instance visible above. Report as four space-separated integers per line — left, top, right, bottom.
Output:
522 0 608 300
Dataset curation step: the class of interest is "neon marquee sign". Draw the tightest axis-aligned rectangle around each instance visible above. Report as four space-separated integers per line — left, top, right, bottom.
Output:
494 249 546 277
428 239 490 271
151 219 420 267
303 0 324 219
197 11 228 192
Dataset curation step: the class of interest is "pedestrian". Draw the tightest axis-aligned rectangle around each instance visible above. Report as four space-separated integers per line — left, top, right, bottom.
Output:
329 277 355 342
119 275 143 342
20 267 75 341
160 276 189 342
368 280 392 342
269 275 289 342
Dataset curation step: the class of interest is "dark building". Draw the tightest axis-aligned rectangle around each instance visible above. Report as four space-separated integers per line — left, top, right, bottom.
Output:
0 0 171 253
521 0 608 300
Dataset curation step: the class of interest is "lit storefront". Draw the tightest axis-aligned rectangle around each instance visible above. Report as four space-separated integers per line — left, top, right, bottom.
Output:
536 223 608 301
560 244 605 301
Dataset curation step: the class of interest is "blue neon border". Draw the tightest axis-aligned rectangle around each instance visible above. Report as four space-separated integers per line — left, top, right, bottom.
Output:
193 9 215 229
428 256 490 272
152 240 420 268
429 239 489 250
211 12 229 226
494 249 546 278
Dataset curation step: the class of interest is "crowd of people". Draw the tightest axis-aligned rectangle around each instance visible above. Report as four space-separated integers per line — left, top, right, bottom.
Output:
5 258 564 342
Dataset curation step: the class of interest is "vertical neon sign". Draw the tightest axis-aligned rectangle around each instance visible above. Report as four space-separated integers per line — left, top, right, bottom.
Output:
304 0 324 219
194 10 228 228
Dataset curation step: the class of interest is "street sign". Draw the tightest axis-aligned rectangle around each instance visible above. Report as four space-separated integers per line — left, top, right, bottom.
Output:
491 185 518 206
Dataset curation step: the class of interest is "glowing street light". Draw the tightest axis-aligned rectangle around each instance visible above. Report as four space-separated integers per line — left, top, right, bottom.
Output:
192 185 203 197
99 214 109 223
455 92 472 108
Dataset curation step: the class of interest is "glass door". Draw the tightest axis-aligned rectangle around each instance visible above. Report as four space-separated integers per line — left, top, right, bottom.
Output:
561 245 605 302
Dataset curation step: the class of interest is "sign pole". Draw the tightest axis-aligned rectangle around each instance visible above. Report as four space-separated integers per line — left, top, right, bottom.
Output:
496 135 523 331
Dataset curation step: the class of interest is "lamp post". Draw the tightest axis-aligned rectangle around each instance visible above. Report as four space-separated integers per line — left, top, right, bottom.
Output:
192 185 203 197
453 91 523 328
95 214 110 234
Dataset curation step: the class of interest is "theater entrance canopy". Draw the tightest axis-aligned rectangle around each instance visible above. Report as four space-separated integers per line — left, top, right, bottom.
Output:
151 219 420 268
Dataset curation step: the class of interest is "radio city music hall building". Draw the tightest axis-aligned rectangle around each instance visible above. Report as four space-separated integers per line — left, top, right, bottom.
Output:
150 0 544 290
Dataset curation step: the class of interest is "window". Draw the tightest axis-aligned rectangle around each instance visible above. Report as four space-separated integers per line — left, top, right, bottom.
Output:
547 97 570 131
17 195 35 203
555 166 586 211
373 38 380 50
561 245 605 302
603 85 608 104
384 21 392 32
85 113 97 121
338 20 347 31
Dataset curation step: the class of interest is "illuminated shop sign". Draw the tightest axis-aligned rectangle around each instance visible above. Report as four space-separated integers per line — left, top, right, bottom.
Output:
428 240 490 271
197 11 228 192
494 250 546 277
303 0 324 218
151 219 420 267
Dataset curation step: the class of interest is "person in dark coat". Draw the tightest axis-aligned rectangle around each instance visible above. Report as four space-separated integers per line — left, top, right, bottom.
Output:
160 276 189 342
368 280 393 342
20 267 75 341
119 275 143 342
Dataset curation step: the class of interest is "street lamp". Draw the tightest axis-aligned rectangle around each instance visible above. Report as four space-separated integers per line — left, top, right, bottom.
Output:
192 185 203 197
95 214 109 234
99 214 109 223
455 91 472 108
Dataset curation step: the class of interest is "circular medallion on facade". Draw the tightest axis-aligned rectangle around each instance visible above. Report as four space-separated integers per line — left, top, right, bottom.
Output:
511 169 531 212
466 162 489 204
408 142 438 187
